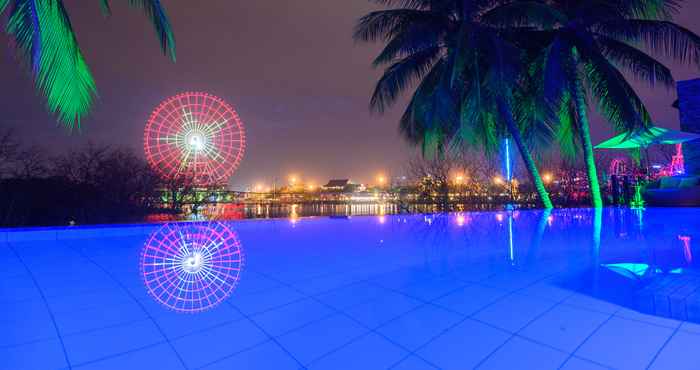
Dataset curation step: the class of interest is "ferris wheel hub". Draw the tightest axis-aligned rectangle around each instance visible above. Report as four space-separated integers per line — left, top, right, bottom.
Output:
187 133 205 151
181 251 205 273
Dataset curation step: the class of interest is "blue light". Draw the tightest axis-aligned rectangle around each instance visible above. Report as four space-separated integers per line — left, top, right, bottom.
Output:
504 139 513 181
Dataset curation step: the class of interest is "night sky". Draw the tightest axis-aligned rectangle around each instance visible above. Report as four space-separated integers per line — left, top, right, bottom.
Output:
2 1 700 190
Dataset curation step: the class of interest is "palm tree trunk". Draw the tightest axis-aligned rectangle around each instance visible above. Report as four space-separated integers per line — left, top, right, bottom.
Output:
497 99 553 209
572 80 604 208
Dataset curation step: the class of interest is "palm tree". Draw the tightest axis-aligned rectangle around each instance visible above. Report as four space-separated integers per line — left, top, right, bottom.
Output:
1 0 176 128
354 0 554 208
486 0 700 207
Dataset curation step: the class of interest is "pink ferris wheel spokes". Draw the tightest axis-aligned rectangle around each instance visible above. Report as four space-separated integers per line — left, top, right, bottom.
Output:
144 92 245 186
140 222 244 313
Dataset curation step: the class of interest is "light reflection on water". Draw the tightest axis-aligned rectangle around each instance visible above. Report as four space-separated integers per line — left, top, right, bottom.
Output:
397 208 700 322
141 207 700 322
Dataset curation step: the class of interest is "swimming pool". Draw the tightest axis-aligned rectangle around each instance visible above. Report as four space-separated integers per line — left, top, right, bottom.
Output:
2 208 699 369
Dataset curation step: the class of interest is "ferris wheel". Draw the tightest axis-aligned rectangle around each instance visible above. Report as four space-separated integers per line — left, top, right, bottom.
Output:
144 92 246 186
140 222 244 313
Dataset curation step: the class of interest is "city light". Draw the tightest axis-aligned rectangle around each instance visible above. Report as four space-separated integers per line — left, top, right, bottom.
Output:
377 174 386 186
454 174 465 184
254 183 264 192
543 173 554 184
493 176 504 185
289 175 299 185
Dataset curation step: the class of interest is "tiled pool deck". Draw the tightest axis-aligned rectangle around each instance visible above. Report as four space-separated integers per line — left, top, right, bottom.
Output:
2 209 700 369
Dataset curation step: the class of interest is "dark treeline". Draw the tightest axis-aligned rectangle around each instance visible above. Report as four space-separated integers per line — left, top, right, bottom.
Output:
0 129 163 227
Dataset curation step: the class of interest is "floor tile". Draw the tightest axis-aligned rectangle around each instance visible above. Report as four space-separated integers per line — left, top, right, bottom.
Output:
74 343 184 370
519 279 577 302
433 284 506 316
0 313 58 347
390 355 440 370
394 277 468 301
314 281 388 309
648 330 700 370
344 291 423 329
575 317 675 370
152 304 244 339
480 270 549 292
308 333 407 370
559 357 611 370
680 321 700 334
0 338 68 370
250 298 335 336
171 319 268 369
376 304 463 350
46 290 133 314
372 268 440 290
202 341 300 370
417 318 510 370
476 336 568 370
472 293 556 332
291 273 361 295
54 302 147 335
615 308 682 329
275 314 368 365
563 293 622 314
63 320 164 365
231 286 306 316
0 275 43 303
519 304 611 352
0 298 50 323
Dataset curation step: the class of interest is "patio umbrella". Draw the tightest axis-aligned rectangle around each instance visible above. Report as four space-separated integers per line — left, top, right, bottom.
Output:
595 126 700 149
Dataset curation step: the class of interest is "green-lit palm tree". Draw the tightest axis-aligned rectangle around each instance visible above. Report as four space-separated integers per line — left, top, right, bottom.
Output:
1 0 176 128
486 0 700 207
355 0 555 208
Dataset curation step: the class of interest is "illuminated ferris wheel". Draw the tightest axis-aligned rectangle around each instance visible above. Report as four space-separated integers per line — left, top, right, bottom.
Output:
140 222 244 313
144 92 246 186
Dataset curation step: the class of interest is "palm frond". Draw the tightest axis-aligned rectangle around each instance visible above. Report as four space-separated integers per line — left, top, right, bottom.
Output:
616 0 680 19
369 0 432 10
580 47 651 132
399 59 445 145
98 0 111 15
596 35 674 88
8 0 96 128
481 0 566 28
370 46 442 112
371 14 446 66
513 57 556 153
555 93 581 161
354 9 441 43
105 0 176 60
596 19 700 66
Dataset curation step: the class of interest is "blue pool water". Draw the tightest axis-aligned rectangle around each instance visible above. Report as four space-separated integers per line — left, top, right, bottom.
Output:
2 208 700 370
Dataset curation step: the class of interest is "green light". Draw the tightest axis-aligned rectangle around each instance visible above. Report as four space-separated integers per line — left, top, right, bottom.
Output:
630 184 645 210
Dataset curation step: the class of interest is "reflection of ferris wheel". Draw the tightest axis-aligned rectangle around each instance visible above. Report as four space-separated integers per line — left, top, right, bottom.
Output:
144 92 246 186
140 222 244 313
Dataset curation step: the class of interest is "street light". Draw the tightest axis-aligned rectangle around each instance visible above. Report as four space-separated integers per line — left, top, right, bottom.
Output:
289 175 298 185
543 172 554 184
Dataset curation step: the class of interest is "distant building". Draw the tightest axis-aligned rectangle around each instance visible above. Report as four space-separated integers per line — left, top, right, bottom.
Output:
322 179 351 192
678 78 700 176
321 179 366 192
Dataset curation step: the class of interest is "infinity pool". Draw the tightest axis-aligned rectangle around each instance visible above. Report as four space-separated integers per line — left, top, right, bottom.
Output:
2 208 700 370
